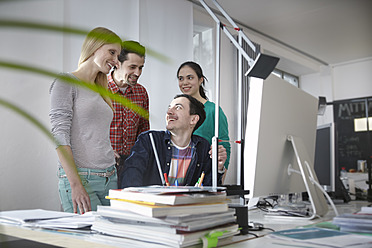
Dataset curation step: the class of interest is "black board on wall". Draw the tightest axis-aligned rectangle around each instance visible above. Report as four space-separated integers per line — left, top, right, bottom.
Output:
333 97 372 201
333 97 372 175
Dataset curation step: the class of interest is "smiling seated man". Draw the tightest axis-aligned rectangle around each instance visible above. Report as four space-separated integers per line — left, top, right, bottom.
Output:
121 94 226 188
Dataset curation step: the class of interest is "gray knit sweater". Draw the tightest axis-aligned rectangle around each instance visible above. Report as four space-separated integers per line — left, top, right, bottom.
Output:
49 73 115 169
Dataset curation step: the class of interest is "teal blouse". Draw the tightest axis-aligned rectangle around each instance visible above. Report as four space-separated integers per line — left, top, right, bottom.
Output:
194 101 231 169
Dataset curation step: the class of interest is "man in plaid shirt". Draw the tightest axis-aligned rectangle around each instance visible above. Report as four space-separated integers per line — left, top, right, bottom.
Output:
108 41 150 188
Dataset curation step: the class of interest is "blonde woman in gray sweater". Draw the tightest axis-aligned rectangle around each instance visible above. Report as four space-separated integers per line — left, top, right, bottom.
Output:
50 27 121 214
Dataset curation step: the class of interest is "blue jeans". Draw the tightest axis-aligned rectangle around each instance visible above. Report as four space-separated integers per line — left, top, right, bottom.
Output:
58 165 117 213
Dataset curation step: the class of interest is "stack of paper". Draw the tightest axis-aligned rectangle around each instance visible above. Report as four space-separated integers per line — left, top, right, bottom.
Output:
92 186 239 247
267 227 372 247
333 206 372 233
0 209 94 230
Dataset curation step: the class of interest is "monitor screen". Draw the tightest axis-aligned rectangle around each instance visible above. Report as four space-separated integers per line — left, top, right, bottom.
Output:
244 75 328 217
314 124 335 192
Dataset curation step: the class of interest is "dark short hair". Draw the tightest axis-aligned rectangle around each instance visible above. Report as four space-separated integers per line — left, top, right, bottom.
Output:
174 94 206 133
118 40 146 63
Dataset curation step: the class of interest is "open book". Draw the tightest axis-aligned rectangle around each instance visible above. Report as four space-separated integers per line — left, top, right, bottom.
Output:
109 186 227 205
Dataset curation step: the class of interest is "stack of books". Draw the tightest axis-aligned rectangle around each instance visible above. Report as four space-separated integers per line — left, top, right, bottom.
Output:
332 206 372 234
91 186 239 247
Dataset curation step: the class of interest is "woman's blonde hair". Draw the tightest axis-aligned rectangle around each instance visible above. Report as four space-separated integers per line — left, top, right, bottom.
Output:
78 27 122 110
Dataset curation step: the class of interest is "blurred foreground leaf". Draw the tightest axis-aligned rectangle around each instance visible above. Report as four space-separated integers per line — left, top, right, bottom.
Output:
0 19 171 63
0 61 149 119
0 97 56 144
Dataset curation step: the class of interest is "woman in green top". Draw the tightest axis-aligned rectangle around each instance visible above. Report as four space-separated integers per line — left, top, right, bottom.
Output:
177 61 231 177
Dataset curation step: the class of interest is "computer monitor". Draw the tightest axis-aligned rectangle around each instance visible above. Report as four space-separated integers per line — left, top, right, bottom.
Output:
314 124 335 192
244 74 329 219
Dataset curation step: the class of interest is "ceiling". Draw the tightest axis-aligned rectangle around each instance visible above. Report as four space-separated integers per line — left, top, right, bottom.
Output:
190 0 372 76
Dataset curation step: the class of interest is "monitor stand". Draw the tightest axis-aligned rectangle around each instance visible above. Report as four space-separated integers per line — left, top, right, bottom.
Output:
264 193 310 218
265 135 332 220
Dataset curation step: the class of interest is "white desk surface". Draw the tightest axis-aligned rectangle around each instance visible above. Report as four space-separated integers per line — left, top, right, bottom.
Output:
0 201 369 248
224 200 370 247
0 224 114 248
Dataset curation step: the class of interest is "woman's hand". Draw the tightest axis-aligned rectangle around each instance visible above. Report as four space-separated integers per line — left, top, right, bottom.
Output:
57 145 92 214
70 183 91 214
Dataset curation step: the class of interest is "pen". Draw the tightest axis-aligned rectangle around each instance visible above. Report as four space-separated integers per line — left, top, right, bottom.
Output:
164 173 170 186
194 178 200 187
198 171 205 187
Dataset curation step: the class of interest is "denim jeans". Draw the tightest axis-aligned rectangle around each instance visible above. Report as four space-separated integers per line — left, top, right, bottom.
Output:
58 165 117 213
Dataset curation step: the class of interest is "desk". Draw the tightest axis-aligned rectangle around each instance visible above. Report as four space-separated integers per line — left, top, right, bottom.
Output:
248 200 367 231
0 224 114 248
224 200 370 247
0 201 369 247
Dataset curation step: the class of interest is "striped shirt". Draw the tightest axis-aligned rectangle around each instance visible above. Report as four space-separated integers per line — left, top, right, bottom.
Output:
168 141 195 186
50 73 115 169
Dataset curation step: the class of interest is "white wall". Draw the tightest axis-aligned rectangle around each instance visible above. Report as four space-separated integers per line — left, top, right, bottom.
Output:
61 0 139 73
301 58 372 126
332 58 372 100
300 66 335 126
0 0 192 211
139 0 194 130
0 0 64 211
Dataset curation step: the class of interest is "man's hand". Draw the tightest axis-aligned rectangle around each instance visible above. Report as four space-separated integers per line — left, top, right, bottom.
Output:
209 145 227 171
113 150 121 166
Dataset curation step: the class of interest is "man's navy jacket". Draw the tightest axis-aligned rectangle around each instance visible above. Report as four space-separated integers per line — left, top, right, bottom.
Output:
121 130 222 188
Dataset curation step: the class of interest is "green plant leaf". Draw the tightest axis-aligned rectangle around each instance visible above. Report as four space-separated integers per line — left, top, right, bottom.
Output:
0 19 171 63
0 97 57 145
0 97 76 166
0 61 149 119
